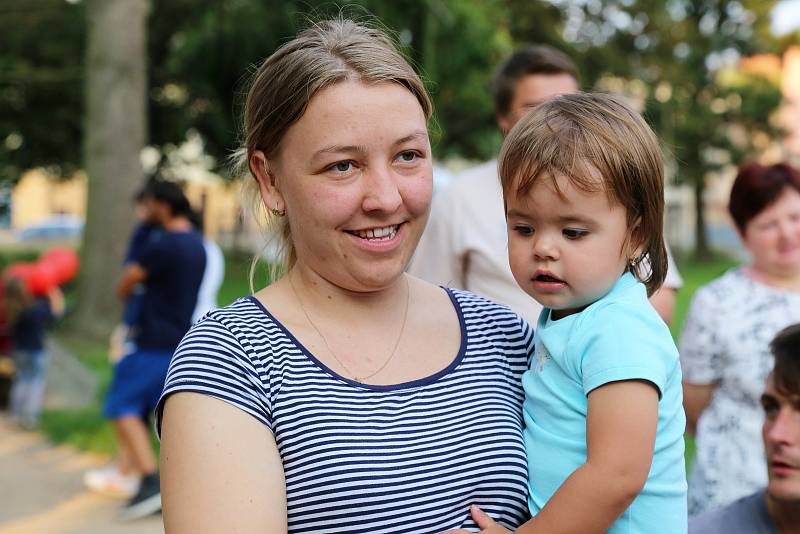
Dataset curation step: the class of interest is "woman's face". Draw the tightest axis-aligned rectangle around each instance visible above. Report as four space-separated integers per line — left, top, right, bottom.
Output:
743 187 800 277
266 80 432 292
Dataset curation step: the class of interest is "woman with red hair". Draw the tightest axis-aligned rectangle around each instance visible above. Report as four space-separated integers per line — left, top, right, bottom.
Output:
681 161 800 515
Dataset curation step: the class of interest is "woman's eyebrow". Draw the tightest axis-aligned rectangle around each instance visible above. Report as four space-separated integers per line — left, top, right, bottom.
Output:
392 130 429 147
311 144 368 162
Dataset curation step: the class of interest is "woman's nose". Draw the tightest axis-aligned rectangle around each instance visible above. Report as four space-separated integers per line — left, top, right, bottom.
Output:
362 166 402 213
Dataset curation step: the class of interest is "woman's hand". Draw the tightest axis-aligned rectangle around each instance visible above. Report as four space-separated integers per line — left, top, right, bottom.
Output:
440 505 514 534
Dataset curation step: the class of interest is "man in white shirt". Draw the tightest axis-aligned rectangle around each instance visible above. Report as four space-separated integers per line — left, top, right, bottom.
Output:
410 45 682 326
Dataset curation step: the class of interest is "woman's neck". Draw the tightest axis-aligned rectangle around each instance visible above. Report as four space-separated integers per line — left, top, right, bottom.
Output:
745 264 800 291
286 263 408 319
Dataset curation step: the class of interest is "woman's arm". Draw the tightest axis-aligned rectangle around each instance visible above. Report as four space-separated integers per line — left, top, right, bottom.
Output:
161 392 288 534
682 382 715 436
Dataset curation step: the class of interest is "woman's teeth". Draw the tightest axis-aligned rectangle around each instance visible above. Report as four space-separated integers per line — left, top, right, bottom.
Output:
353 225 398 240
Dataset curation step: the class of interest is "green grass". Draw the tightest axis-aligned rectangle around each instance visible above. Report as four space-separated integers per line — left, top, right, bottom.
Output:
671 251 740 473
671 252 739 341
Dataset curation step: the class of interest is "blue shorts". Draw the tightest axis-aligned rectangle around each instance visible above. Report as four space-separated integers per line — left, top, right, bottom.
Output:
103 350 172 420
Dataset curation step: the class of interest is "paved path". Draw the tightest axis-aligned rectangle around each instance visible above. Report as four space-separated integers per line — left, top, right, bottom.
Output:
0 418 164 534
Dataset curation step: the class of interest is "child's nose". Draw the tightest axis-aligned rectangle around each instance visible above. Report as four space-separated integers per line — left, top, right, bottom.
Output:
532 235 559 261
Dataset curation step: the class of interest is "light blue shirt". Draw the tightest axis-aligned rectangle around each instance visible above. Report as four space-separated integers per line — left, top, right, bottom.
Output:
523 273 687 533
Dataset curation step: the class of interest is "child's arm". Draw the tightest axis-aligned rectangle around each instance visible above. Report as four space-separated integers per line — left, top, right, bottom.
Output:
47 287 65 318
517 379 659 534
440 380 659 534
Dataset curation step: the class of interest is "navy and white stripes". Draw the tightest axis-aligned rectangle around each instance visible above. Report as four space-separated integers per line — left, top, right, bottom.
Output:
158 288 533 533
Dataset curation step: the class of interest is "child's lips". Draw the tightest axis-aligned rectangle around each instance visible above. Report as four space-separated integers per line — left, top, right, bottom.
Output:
531 270 567 291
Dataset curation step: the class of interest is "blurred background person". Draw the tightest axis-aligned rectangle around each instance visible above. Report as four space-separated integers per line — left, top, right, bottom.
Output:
85 178 223 501
681 162 800 515
6 278 64 430
689 323 800 533
409 45 683 326
84 181 158 500
102 179 206 520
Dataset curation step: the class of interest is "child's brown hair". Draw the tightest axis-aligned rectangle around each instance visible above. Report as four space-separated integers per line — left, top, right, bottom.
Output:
498 92 667 296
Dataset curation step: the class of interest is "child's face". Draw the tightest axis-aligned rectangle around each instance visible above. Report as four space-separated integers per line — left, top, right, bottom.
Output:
506 171 636 320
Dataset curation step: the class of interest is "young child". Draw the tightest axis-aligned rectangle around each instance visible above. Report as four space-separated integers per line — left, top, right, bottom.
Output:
450 93 688 533
6 277 64 429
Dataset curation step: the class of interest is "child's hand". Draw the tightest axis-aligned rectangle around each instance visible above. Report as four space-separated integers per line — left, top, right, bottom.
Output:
440 505 514 534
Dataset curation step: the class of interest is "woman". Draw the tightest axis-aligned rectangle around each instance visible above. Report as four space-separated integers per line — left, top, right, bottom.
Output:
157 19 532 533
681 161 800 515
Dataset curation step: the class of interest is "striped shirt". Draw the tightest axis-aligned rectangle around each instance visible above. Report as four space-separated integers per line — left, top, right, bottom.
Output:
158 288 533 533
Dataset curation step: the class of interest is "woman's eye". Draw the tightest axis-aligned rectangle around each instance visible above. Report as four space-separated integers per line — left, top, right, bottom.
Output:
329 161 354 173
563 228 588 239
513 225 534 236
397 151 420 163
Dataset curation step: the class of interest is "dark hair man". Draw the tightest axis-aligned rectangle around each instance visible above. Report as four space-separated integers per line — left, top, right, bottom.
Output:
410 45 682 325
689 323 800 533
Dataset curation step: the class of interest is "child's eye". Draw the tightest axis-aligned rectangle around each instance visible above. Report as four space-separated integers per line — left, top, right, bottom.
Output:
513 225 534 236
563 228 588 240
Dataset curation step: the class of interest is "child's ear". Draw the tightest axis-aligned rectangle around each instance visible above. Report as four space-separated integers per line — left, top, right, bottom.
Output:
249 150 286 215
628 216 647 261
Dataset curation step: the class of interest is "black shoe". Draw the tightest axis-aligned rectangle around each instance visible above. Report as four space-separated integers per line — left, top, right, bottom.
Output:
119 472 161 521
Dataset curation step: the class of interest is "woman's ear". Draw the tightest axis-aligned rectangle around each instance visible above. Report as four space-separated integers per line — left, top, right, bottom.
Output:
250 150 285 215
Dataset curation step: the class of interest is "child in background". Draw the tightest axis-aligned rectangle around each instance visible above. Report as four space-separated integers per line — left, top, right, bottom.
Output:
447 93 687 534
6 277 64 429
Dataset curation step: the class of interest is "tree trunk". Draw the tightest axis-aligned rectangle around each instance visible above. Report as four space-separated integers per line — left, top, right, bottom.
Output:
71 0 149 339
692 163 712 261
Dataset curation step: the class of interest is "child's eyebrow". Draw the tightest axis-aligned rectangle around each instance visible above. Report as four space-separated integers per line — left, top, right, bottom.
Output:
506 209 531 219
556 214 598 226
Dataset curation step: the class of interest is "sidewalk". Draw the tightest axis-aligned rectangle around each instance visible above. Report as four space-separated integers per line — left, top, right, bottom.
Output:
0 417 164 534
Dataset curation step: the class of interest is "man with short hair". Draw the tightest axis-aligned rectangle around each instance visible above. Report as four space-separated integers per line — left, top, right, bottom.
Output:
689 323 800 533
410 45 682 325
103 180 206 520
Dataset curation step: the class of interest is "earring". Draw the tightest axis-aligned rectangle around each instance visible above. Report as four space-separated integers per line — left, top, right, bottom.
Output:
628 255 639 268
270 202 285 217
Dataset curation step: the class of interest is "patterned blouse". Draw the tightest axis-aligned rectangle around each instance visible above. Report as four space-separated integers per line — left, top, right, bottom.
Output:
680 268 800 515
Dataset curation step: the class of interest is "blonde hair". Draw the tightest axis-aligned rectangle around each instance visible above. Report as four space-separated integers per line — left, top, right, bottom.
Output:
235 18 432 288
498 92 667 295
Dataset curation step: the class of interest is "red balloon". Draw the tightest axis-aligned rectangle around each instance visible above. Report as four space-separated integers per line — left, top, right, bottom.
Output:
28 261 59 296
41 247 79 285
4 262 35 283
3 262 55 296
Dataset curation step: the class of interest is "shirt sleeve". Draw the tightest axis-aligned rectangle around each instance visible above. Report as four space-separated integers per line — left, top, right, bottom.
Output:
663 244 683 289
136 234 167 278
408 186 465 288
679 286 725 385
155 316 273 436
578 304 672 397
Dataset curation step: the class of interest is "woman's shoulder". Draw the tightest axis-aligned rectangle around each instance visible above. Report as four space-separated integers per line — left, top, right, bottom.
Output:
692 268 748 304
447 287 525 319
446 288 534 340
180 296 287 359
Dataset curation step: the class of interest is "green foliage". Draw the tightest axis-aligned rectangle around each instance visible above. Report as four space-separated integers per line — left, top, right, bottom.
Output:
1 0 568 179
0 0 85 182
